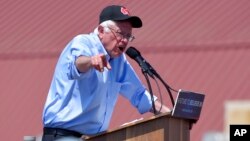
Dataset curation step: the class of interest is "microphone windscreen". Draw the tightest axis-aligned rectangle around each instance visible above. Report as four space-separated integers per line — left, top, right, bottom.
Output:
126 46 141 59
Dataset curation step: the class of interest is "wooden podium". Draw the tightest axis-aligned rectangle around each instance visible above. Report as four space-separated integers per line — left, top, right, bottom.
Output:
84 113 191 141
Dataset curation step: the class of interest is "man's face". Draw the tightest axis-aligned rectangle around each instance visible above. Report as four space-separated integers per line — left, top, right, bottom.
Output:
100 21 133 58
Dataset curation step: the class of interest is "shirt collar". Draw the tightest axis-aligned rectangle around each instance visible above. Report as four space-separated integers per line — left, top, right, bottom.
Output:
91 32 111 62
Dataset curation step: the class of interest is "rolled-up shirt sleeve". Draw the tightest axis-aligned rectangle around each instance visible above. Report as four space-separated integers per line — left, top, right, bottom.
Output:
132 89 153 114
118 55 154 114
65 35 93 80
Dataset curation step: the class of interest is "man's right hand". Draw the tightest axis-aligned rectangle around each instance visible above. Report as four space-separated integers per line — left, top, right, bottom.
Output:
91 54 112 72
76 54 111 73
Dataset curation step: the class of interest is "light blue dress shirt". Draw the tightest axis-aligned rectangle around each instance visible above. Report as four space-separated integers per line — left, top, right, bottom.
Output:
42 33 153 135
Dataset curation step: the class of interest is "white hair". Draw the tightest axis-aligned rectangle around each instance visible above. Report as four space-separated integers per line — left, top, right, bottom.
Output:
93 20 117 34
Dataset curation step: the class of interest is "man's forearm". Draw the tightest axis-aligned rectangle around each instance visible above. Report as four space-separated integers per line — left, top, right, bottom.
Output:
75 56 93 73
151 100 171 114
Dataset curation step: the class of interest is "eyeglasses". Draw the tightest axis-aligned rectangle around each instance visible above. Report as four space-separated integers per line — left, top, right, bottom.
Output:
107 27 135 42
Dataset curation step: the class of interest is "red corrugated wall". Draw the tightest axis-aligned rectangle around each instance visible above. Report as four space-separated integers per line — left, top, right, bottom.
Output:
1 0 250 141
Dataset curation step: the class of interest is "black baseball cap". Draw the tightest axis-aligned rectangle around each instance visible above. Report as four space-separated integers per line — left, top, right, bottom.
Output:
99 5 143 28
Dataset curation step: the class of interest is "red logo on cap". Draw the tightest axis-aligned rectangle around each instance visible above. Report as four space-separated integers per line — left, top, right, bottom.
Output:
121 7 130 15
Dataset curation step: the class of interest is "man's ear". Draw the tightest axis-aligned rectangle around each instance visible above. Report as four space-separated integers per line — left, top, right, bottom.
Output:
98 25 107 40
98 25 105 33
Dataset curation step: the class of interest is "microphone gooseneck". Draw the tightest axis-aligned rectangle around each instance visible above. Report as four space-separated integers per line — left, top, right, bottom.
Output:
126 46 176 107
126 46 157 114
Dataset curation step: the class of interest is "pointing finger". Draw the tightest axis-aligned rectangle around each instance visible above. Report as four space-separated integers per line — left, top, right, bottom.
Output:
100 54 112 70
106 61 111 70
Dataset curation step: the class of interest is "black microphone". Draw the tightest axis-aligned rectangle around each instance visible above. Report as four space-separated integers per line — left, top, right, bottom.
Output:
126 46 176 107
126 46 155 77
